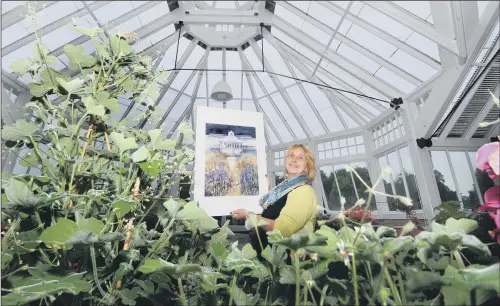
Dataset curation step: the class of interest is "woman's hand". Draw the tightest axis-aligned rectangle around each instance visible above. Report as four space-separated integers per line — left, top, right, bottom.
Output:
231 209 248 220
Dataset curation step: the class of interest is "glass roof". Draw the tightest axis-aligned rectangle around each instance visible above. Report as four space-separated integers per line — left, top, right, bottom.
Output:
2 1 492 147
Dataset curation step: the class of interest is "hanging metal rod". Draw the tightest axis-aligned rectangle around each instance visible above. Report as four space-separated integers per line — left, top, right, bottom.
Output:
162 67 396 105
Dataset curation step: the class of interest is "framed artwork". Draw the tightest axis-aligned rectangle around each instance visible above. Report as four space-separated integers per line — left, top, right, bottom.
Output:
193 106 267 216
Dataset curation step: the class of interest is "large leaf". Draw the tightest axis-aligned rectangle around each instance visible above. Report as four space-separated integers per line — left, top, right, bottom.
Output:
261 244 288 268
230 286 260 306
110 131 138 155
269 232 327 251
406 268 442 293
10 59 33 75
201 270 228 292
241 243 257 260
72 26 103 37
77 217 105 235
138 259 202 278
110 36 132 58
29 82 53 97
148 129 176 151
382 236 414 254
39 218 77 249
96 91 119 113
131 146 151 163
64 44 96 69
31 43 56 64
441 264 500 305
83 96 105 117
1 272 91 305
113 198 139 219
5 177 40 207
443 218 478 234
57 77 84 94
279 265 296 285
1 252 13 269
305 225 338 255
18 151 40 168
2 119 38 141
376 226 397 238
138 159 164 177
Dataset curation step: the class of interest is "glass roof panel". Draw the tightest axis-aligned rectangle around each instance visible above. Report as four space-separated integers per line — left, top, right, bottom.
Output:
242 100 257 112
20 2 80 33
259 40 294 86
319 107 345 132
391 1 432 23
337 107 359 128
197 72 208 97
289 1 312 13
405 32 440 61
166 94 191 122
336 43 381 74
249 75 265 97
357 4 413 42
308 2 342 29
2 1 22 14
286 85 326 136
374 67 416 94
388 49 438 81
242 74 252 98
302 21 330 45
2 23 30 48
94 1 135 24
345 24 398 59
137 2 169 24
259 97 294 142
226 100 241 110
301 82 332 111
157 90 179 115
270 92 307 139
226 72 242 99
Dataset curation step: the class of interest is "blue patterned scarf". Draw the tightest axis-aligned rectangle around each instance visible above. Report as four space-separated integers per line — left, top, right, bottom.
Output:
259 174 308 209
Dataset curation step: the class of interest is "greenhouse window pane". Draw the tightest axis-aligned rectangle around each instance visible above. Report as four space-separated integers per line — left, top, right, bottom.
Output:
270 93 306 139
2 23 30 48
94 1 135 23
389 49 438 81
242 100 257 112
320 166 341 210
349 161 376 208
309 2 342 29
449 152 480 209
430 151 459 203
226 72 242 99
209 100 224 108
184 72 201 96
391 1 432 22
286 86 326 136
255 72 277 93
167 95 191 122
2 1 22 14
271 28 298 49
289 1 311 12
301 82 331 111
358 5 413 41
405 32 440 61
226 100 241 110
21 2 80 32
319 107 344 132
337 108 359 128
274 5 305 30
336 43 381 74
242 74 252 98
110 17 143 35
388 151 406 210
302 20 330 45
346 24 398 59
375 67 416 94
295 44 320 63
259 97 293 142
398 147 420 210
138 2 169 24
41 26 82 52
249 75 265 97
260 41 295 86
170 71 192 91
226 49 242 70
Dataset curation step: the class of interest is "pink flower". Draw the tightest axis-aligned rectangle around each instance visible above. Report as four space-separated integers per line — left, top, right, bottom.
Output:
488 209 500 229
478 186 500 212
476 142 500 180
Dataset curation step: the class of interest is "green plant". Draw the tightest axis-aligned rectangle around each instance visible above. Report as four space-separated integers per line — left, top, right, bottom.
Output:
433 201 465 224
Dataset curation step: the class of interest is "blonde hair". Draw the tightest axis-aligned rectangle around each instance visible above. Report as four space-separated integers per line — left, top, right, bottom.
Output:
285 144 316 182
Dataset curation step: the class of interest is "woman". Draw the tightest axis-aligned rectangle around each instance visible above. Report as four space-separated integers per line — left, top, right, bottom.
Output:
231 144 318 254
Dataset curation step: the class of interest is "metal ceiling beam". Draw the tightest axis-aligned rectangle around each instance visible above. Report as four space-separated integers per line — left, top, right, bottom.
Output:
415 0 499 139
171 8 273 25
279 1 422 86
272 18 403 99
2 1 111 56
265 31 367 127
166 49 210 138
317 1 441 70
2 1 57 30
429 1 460 68
239 48 282 144
363 1 460 57
47 2 165 58
141 28 185 68
138 39 199 128
464 83 500 139
249 40 313 139
404 70 443 103
280 58 330 133
2 69 28 91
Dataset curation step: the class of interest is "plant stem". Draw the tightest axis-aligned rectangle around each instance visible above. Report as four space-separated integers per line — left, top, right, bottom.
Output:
295 255 301 306
384 266 402 305
453 249 466 269
228 274 237 306
352 253 360 306
307 285 317 306
177 277 187 306
303 283 308 305
397 270 406 305
90 244 113 304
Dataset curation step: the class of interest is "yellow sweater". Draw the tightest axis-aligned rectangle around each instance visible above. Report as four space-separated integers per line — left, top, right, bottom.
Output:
273 185 318 237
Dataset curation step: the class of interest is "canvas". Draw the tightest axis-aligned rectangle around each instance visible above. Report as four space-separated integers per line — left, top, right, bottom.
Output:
194 106 267 216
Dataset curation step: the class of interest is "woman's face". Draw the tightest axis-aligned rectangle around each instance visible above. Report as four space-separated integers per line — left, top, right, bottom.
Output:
286 148 307 176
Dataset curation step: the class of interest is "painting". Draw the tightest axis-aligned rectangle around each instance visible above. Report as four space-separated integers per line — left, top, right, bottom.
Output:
204 123 258 197
194 106 267 216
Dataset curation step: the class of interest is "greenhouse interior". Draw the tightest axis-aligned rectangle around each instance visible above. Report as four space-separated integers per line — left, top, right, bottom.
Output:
1 1 500 305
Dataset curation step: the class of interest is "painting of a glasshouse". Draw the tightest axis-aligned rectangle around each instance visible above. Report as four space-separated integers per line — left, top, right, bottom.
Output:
1 1 499 305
